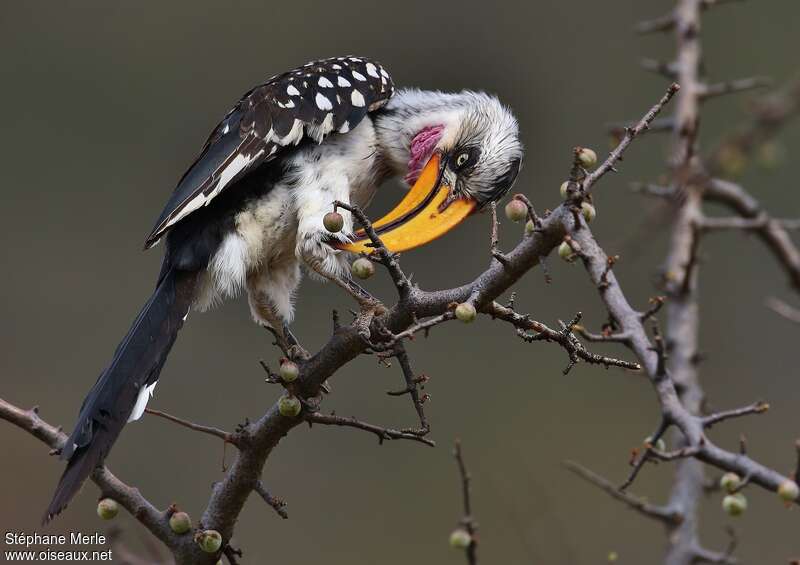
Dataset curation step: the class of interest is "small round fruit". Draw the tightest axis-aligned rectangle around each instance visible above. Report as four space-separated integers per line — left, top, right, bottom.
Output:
778 480 799 503
196 530 223 554
169 511 192 534
455 302 477 323
558 241 576 262
581 202 596 223
449 528 472 549
525 220 535 235
577 147 598 168
644 436 666 452
278 395 302 417
718 145 747 177
560 181 570 199
97 498 119 520
757 141 784 170
323 211 344 233
719 473 741 494
351 257 375 280
722 493 747 517
279 360 299 383
504 199 528 223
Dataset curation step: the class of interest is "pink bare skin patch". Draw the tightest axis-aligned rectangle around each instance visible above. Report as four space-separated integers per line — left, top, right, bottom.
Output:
405 124 444 185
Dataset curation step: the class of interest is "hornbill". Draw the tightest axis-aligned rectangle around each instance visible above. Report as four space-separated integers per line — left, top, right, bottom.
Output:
44 56 523 522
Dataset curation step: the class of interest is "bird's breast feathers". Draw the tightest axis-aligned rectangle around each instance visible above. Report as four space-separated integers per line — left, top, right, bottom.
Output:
196 117 383 309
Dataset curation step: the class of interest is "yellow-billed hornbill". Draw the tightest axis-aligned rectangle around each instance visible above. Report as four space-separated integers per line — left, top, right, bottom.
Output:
45 56 523 522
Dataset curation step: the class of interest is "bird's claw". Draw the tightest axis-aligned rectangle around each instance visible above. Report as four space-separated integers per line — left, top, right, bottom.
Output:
287 344 310 361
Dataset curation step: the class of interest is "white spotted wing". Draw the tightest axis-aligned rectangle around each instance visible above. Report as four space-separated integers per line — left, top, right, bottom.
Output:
145 56 394 248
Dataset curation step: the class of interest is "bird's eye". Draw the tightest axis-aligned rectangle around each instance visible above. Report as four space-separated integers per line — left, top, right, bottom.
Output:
452 147 480 172
455 152 470 169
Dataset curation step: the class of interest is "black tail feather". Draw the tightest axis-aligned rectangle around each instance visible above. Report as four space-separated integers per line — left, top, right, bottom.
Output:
43 267 198 524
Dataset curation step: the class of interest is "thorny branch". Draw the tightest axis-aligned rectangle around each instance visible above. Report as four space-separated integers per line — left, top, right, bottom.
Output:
766 297 800 324
0 399 195 558
564 460 683 525
390 342 430 435
575 83 680 198
253 481 288 520
144 408 239 447
568 2 800 564
305 412 435 447
453 441 478 565
701 401 770 429
634 0 742 34
704 178 800 292
483 301 640 374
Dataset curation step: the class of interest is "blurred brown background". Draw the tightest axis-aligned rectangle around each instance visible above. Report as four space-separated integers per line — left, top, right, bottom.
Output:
1 1 799 563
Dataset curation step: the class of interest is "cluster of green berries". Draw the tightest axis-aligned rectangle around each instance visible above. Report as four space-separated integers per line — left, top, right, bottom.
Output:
97 499 225 557
718 472 798 517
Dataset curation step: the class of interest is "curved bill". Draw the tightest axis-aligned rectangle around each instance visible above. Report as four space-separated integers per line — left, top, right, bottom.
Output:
336 154 477 254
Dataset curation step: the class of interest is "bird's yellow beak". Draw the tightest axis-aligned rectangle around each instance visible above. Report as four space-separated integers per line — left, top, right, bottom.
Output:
337 154 477 254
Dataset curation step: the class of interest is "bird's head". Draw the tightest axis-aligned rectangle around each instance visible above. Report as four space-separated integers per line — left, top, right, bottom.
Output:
432 92 524 205
341 89 524 254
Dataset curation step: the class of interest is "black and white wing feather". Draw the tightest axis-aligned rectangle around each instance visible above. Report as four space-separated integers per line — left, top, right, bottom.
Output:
145 56 394 248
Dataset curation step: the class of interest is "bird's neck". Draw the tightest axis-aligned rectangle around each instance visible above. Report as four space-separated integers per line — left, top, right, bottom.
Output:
374 89 469 184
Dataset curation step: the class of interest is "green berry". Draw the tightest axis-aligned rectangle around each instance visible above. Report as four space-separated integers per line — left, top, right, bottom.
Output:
323 211 344 233
504 199 528 223
169 511 192 534
644 436 666 452
722 493 747 517
577 147 598 168
449 528 472 549
278 395 302 417
558 241 576 262
455 302 477 323
757 141 784 170
718 145 747 178
581 202 596 223
279 360 299 383
96 498 119 520
719 473 741 494
778 480 799 503
351 257 375 280
525 219 535 234
560 181 570 199
196 530 222 554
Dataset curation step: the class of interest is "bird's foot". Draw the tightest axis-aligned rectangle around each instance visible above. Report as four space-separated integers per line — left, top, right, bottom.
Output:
327 275 386 343
283 324 310 361
287 344 310 361
264 323 310 360
334 275 385 313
